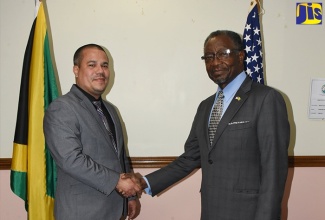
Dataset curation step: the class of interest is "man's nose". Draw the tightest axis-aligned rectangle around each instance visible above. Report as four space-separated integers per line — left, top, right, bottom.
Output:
210 55 223 65
96 65 105 72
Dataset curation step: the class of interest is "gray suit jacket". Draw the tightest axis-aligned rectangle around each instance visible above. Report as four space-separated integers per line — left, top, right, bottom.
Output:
146 76 290 220
44 85 130 220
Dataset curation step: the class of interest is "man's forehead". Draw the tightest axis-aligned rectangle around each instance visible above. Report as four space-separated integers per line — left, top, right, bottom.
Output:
82 50 108 61
205 36 233 50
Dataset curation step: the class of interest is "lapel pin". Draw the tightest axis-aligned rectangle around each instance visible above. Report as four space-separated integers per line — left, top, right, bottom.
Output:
235 96 241 101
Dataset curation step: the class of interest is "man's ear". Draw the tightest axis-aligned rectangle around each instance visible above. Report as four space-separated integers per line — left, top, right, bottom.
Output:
239 50 245 63
73 65 79 78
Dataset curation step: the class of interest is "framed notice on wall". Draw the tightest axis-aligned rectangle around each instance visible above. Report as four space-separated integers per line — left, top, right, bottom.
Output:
309 78 325 119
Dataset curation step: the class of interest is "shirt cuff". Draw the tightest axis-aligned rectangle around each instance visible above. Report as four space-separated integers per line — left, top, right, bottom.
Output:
142 176 152 196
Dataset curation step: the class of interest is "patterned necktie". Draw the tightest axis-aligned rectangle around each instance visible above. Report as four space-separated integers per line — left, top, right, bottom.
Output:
93 101 117 152
208 91 224 146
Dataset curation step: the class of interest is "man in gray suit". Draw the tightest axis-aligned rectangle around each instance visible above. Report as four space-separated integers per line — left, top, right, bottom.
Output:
131 30 290 219
44 44 141 220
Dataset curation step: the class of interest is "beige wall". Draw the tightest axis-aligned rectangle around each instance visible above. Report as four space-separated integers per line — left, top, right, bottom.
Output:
1 0 325 158
1 168 325 220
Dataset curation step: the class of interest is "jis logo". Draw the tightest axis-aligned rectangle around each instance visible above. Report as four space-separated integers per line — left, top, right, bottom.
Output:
296 2 322 25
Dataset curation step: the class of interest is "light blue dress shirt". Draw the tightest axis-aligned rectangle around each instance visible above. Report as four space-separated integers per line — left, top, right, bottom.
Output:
208 71 247 122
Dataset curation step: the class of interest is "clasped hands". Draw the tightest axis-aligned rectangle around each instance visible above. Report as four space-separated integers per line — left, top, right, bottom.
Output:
116 173 147 197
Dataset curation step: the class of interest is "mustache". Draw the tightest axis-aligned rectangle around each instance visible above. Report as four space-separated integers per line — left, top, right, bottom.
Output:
212 64 229 72
92 73 107 80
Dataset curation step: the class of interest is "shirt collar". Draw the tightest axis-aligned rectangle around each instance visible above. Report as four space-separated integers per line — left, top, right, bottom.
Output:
74 84 102 102
217 71 246 103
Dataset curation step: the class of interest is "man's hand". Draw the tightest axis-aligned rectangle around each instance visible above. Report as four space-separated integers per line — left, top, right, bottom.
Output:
122 173 148 191
127 197 141 219
116 173 141 197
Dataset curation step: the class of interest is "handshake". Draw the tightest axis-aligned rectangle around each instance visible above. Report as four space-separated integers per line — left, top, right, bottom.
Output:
116 173 148 197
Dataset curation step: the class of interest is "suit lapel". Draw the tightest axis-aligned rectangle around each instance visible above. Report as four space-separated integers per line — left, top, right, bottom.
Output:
209 77 252 150
204 96 216 148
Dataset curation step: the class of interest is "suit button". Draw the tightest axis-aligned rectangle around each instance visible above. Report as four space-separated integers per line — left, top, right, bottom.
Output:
208 159 213 164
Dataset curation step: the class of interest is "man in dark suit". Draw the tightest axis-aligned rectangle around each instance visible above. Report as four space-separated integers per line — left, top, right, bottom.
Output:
43 44 141 220
132 30 290 220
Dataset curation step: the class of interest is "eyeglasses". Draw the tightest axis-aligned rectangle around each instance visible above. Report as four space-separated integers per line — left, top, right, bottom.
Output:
201 49 240 62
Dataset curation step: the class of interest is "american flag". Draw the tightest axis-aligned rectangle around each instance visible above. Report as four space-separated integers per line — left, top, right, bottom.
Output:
243 0 264 84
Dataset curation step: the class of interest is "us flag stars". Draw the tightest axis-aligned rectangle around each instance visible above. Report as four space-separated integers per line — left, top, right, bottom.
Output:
243 0 265 84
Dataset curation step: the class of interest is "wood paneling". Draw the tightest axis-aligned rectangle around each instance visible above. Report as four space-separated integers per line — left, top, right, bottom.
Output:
1 156 325 170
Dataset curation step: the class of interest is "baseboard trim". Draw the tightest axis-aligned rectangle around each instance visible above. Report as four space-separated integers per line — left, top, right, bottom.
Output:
1 156 325 170
288 155 325 167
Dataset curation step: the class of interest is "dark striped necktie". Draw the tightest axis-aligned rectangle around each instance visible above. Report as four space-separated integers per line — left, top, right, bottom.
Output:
93 101 117 152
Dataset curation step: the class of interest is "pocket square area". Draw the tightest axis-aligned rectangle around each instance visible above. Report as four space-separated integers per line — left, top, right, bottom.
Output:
228 121 250 125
